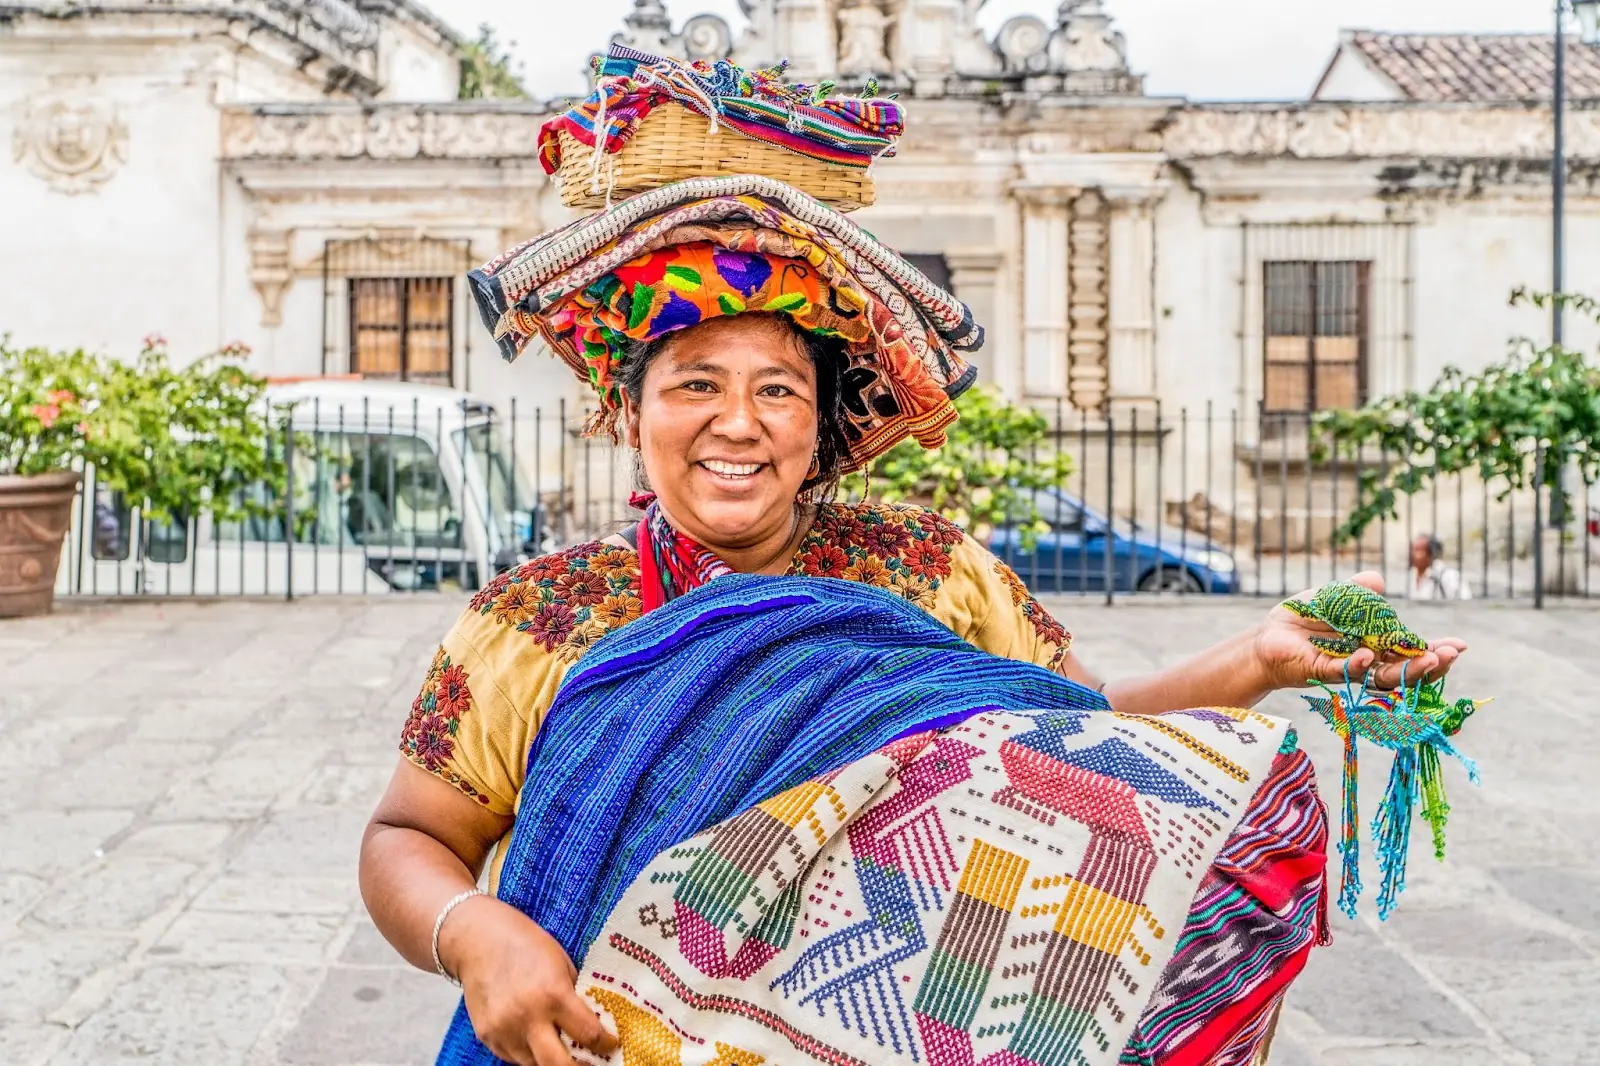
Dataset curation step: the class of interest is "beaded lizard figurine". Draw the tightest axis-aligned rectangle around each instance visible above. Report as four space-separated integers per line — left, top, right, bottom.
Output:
1280 580 1429 659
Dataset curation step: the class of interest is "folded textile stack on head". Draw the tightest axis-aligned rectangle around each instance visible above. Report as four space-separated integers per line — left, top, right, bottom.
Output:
357 44 1409 1066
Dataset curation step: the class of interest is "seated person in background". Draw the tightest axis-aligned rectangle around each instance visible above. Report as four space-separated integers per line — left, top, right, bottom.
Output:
1410 533 1473 600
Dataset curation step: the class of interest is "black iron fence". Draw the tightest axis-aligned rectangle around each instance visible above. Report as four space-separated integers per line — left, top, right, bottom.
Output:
54 396 1596 605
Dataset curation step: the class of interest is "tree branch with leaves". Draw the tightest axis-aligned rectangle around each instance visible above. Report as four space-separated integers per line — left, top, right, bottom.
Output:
1314 288 1600 541
459 23 528 100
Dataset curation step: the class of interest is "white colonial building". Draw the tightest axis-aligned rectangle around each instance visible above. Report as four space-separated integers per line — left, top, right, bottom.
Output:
5 0 1597 568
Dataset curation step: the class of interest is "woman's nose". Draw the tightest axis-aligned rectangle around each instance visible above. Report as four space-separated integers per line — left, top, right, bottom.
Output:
709 389 761 440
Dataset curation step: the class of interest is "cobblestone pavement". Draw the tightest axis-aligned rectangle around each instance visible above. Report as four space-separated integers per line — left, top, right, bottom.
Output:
0 594 1594 1066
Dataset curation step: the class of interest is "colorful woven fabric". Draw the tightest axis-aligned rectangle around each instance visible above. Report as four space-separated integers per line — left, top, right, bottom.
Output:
469 175 979 470
548 242 869 412
537 44 903 176
401 503 1078 832
1121 744 1330 1066
431 576 1312 1066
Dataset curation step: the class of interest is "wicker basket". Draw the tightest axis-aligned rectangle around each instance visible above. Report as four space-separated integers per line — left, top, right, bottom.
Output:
555 105 877 213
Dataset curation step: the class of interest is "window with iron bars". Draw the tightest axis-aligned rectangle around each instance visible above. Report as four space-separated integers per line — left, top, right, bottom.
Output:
1262 260 1370 414
348 277 454 385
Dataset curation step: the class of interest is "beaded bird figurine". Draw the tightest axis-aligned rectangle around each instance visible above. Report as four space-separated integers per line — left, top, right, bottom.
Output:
1287 582 1488 921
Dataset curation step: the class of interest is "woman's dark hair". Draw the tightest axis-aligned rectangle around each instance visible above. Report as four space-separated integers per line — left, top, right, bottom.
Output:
616 313 854 499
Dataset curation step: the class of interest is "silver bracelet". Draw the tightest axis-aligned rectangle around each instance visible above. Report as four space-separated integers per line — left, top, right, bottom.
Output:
431 887 486 986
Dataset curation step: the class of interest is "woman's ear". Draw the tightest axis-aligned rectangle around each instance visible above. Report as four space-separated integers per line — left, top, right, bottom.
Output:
619 389 641 450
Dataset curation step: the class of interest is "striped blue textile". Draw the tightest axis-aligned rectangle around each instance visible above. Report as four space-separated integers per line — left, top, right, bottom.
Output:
435 575 1107 1066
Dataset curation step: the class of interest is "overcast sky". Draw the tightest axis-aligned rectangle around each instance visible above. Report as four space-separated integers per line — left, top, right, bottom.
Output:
426 1 1554 102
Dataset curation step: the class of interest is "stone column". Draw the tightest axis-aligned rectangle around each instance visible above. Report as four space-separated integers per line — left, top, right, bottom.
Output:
1067 189 1109 412
1015 185 1075 399
1105 189 1164 403
945 247 1004 391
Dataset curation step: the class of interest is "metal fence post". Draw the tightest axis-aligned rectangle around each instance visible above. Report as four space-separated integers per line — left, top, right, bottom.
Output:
1534 438 1546 609
1103 410 1115 607
284 417 295 602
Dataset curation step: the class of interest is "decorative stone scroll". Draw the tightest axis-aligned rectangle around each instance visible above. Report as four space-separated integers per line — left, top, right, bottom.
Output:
248 230 293 328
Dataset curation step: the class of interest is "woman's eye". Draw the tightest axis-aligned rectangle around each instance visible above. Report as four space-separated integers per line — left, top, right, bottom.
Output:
760 385 795 398
681 380 715 393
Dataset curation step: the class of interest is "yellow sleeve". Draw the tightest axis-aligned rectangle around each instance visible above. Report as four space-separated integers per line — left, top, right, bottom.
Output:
398 544 643 815
933 533 1073 671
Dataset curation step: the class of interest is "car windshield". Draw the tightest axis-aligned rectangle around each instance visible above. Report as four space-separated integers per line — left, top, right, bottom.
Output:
458 419 537 540
1015 491 1144 537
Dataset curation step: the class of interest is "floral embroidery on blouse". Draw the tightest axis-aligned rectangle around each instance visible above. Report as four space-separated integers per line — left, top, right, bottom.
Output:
474 543 644 661
797 504 960 604
994 558 1072 666
400 647 491 805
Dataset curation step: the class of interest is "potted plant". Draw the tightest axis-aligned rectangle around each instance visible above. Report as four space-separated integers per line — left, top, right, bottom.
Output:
0 335 286 616
0 341 97 616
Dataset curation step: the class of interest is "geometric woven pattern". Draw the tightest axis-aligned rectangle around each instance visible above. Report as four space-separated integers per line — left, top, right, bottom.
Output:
574 707 1292 1066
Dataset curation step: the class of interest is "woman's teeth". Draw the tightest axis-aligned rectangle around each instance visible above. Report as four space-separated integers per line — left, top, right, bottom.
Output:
701 460 763 478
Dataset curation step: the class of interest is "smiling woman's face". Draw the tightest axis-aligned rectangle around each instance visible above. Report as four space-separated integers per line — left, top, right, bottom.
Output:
623 315 820 553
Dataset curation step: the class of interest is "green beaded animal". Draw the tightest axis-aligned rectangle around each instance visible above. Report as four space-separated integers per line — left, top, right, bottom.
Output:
1281 581 1428 659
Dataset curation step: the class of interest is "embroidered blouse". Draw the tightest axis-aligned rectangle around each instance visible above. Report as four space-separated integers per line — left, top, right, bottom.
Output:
400 503 1072 888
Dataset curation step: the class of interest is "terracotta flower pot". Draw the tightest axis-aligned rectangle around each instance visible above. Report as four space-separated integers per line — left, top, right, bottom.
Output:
0 470 81 618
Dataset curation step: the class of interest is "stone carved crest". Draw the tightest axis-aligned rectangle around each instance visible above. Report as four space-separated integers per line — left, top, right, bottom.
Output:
13 89 129 194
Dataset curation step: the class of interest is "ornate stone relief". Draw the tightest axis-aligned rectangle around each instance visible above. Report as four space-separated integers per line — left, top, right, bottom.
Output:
220 106 549 160
13 88 129 195
1164 105 1600 160
248 230 293 328
1067 190 1110 412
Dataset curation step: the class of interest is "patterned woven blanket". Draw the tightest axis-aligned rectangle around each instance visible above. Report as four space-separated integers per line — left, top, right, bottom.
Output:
433 577 1324 1066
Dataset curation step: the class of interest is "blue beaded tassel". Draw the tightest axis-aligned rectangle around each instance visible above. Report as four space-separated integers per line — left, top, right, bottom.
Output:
1302 662 1485 920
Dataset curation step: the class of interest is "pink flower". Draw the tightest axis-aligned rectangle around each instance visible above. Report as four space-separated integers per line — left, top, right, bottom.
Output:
31 403 60 429
142 333 168 351
46 389 75 405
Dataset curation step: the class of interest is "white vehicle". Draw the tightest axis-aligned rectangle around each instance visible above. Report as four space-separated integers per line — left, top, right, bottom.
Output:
56 379 553 597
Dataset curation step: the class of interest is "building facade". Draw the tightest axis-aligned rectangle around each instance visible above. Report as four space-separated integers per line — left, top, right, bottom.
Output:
4 0 1596 562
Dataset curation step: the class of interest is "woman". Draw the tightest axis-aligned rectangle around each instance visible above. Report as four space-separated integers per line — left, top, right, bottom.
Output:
360 179 1465 1066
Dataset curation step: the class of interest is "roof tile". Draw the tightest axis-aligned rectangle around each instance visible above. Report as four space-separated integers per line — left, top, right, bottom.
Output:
1347 31 1600 101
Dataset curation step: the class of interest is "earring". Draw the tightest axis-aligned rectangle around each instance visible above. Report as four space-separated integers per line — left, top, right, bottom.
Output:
806 453 823 481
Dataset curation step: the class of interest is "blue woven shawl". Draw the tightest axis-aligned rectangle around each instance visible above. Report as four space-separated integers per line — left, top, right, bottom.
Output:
436 575 1107 1066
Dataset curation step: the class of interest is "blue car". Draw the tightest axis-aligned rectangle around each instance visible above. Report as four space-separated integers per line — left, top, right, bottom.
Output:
989 488 1239 594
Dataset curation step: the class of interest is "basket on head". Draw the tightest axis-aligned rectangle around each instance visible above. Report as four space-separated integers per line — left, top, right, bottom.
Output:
537 45 902 217
554 106 877 213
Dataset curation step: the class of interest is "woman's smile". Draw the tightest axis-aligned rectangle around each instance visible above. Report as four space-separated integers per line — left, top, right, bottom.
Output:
698 459 768 482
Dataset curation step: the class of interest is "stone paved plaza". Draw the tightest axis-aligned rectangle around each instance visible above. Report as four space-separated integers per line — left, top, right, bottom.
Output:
0 593 1594 1066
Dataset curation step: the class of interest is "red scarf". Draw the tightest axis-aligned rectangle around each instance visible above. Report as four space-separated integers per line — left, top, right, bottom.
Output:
630 493 735 613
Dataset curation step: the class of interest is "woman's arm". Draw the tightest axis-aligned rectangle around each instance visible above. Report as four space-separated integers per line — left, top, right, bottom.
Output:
1057 572 1467 714
1057 630 1271 715
361 759 618 1066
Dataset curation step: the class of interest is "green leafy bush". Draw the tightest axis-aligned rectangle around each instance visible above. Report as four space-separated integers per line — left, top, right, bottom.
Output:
843 386 1074 545
0 334 286 523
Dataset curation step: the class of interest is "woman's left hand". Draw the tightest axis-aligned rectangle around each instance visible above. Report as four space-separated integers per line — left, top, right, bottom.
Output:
1252 570 1468 695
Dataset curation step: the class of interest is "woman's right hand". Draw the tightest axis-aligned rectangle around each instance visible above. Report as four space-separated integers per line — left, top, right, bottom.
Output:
440 896 620 1066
